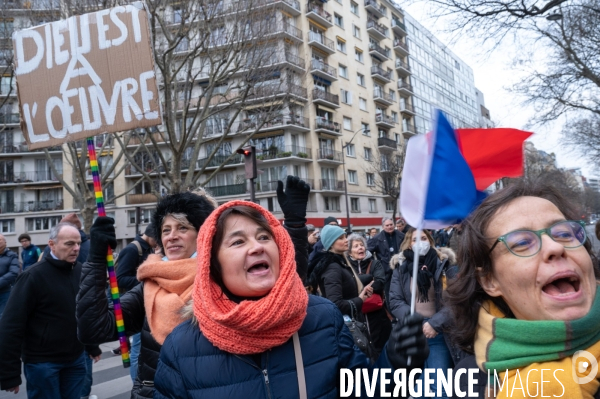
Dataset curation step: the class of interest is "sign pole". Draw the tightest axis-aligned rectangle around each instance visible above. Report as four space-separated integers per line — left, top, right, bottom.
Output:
87 137 130 368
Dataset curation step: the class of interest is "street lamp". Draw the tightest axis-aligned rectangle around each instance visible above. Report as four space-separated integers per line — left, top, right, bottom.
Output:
341 125 370 234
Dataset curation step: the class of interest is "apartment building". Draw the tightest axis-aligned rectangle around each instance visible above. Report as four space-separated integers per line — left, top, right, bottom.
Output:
0 0 488 251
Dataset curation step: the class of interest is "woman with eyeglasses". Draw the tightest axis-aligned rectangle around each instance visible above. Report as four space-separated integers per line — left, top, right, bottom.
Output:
447 179 600 398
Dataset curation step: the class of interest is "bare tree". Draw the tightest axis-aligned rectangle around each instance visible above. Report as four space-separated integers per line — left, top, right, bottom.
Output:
561 116 600 165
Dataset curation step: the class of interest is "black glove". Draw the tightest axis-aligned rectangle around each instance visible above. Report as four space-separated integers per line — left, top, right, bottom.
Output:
386 313 429 370
88 216 117 264
276 175 310 226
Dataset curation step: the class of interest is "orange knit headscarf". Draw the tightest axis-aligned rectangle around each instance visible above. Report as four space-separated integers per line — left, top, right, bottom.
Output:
193 200 308 354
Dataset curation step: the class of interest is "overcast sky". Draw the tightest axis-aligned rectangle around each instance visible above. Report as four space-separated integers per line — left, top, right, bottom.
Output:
404 3 597 179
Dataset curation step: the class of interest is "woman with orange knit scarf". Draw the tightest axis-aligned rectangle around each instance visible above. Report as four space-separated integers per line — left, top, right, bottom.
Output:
153 200 429 399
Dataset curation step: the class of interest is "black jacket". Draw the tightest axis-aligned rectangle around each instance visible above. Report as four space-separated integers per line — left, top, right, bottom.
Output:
76 224 308 399
0 255 100 390
116 236 154 294
0 248 19 293
367 230 405 272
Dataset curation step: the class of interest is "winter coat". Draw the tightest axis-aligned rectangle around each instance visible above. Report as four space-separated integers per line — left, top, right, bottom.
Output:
367 230 405 273
0 255 101 390
42 229 90 265
21 244 41 271
154 295 396 399
115 236 154 294
388 247 464 366
76 224 308 399
0 248 19 293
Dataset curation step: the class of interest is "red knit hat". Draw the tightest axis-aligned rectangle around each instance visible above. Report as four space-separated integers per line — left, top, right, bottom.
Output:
193 200 308 354
61 213 82 230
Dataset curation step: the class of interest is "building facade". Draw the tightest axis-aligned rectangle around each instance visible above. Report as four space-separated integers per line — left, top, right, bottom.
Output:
0 0 488 253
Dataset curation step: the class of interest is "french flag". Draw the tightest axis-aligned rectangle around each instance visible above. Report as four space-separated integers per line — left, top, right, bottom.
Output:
400 110 532 229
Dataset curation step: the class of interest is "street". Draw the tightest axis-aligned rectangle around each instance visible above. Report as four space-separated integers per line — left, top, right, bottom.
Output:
0 342 132 399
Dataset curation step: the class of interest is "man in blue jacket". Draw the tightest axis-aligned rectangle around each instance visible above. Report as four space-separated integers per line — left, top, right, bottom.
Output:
18 234 41 271
0 234 19 318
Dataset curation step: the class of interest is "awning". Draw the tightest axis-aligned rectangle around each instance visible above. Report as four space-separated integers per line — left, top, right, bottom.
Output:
312 75 332 86
317 105 336 113
336 36 346 43
23 185 63 190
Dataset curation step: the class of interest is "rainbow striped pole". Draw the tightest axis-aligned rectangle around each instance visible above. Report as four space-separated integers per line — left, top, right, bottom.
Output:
87 137 130 368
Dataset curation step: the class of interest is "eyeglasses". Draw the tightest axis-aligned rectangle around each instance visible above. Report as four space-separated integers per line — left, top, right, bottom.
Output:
488 220 587 258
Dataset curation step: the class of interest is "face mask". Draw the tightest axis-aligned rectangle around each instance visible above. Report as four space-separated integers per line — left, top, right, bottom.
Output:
413 241 430 256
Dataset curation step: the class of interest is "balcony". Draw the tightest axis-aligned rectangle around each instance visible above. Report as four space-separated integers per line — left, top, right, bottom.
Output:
0 171 61 184
402 123 417 139
0 200 64 214
238 115 310 133
398 81 414 96
378 137 397 151
127 193 159 205
364 0 386 18
370 65 392 83
367 20 388 40
395 59 411 76
271 21 304 42
276 0 302 16
400 103 416 116
391 19 407 36
256 145 312 162
306 2 333 28
307 31 335 54
312 89 340 108
375 114 396 128
197 153 244 169
368 41 390 60
127 131 166 146
206 183 247 197
310 59 338 81
0 113 19 125
320 178 345 191
393 39 409 56
256 178 314 193
373 89 395 106
317 149 343 163
281 52 306 72
248 83 308 102
315 117 342 136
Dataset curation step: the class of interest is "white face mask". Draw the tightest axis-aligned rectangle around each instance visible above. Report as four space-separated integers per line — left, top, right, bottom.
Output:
413 240 430 256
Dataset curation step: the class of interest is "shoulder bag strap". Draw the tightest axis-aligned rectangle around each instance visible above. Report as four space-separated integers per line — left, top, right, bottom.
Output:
292 332 307 399
343 254 364 293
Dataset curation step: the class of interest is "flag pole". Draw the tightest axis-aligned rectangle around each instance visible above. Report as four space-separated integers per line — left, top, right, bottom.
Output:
407 222 423 366
87 137 130 368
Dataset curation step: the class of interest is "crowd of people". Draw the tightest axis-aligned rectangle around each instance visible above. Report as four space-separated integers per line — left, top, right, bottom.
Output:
0 175 598 399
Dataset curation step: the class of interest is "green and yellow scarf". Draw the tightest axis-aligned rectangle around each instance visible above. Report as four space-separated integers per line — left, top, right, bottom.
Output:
475 285 600 399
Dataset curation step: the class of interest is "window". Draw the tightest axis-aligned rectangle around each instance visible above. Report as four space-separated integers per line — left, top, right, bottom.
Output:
348 170 357 184
324 196 341 211
334 13 343 27
27 216 61 232
340 89 352 104
345 143 355 157
0 219 14 233
359 97 367 111
392 111 398 122
128 209 153 225
350 1 359 15
343 117 352 130
362 122 370 135
355 49 363 62
386 200 394 211
351 198 361 212
366 172 375 186
356 73 365 86
395 133 401 144
339 64 348 79
364 147 372 161
369 199 377 212
352 25 360 39
337 39 346 53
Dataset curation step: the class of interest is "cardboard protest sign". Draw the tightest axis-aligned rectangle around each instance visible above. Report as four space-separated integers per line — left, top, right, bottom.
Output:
13 2 162 150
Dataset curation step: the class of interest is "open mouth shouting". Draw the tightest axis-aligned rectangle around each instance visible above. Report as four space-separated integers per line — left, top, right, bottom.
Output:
247 261 271 276
542 271 581 300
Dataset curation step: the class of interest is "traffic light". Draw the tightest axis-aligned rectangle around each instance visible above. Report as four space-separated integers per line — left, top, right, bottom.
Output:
236 145 257 179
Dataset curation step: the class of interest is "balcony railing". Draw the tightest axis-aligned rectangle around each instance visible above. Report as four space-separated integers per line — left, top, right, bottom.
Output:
373 89 395 103
0 171 61 183
0 113 19 124
317 149 343 162
364 0 386 16
398 81 414 92
310 59 337 78
315 117 341 133
256 145 312 160
283 52 305 69
307 31 335 52
320 178 345 191
378 137 397 149
239 115 309 132
395 59 411 71
391 19 407 33
249 82 308 100
394 39 409 52
401 103 415 113
371 65 392 80
197 153 244 169
276 21 303 40
306 2 332 23
0 200 64 213
376 114 396 125
127 193 159 205
369 42 390 58
206 183 247 197
367 20 388 37
257 178 314 193
312 89 339 105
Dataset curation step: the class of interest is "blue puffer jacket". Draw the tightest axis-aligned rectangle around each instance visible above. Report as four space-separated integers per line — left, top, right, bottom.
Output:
155 296 395 399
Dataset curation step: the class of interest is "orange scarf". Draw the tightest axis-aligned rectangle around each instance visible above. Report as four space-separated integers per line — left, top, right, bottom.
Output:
193 200 308 354
137 254 196 345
